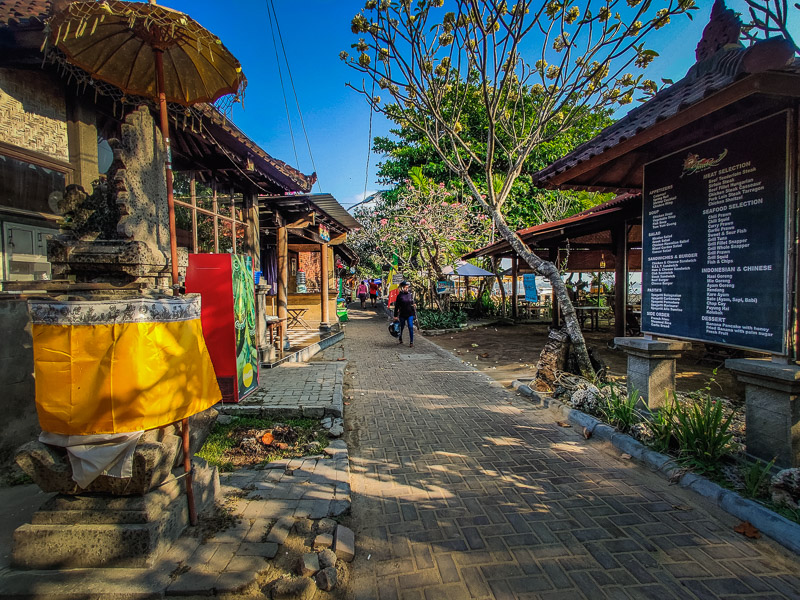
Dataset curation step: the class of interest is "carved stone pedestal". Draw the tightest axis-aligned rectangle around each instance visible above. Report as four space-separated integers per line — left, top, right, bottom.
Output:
726 358 800 468
11 458 218 569
614 337 691 408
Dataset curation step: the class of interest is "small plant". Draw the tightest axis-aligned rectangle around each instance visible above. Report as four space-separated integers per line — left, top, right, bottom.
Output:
646 392 677 454
599 386 641 433
742 457 776 499
672 394 734 474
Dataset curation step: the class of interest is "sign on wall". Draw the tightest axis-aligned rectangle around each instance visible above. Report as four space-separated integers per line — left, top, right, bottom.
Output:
522 274 538 303
437 280 455 295
642 111 790 354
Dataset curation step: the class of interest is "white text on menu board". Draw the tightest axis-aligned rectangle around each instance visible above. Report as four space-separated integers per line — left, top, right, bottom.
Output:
646 184 697 329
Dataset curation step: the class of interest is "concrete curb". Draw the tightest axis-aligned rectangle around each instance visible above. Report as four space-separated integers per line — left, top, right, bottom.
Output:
512 379 800 557
421 320 500 336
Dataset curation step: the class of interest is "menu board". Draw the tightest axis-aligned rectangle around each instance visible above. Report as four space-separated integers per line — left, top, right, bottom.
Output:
642 111 789 354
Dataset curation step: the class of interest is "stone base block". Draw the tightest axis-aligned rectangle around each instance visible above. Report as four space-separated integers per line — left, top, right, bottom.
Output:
11 459 218 569
614 337 691 408
726 358 800 468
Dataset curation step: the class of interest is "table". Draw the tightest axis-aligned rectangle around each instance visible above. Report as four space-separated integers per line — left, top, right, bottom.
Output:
263 315 287 348
574 305 602 331
286 308 311 329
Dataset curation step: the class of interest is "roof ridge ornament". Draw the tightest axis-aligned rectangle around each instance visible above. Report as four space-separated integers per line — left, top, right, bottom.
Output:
695 0 743 62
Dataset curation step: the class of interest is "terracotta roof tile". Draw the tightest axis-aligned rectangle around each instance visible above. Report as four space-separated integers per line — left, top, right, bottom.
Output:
534 42 800 188
0 0 51 28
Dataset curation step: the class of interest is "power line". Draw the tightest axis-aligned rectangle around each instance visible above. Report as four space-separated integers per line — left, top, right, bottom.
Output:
362 47 378 208
265 0 300 170
267 0 322 193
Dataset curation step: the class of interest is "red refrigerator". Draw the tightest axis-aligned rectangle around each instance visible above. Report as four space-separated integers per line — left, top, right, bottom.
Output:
186 254 259 403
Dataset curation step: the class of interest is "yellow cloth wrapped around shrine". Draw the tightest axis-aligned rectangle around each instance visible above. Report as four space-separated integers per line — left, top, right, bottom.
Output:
29 295 222 435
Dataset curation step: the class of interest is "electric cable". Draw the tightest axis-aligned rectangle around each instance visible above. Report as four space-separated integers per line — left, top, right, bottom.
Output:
267 0 322 192
265 0 300 170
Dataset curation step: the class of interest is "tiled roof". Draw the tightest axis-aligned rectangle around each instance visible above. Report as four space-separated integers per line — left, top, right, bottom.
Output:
534 40 800 189
198 105 315 193
463 193 641 259
0 0 51 28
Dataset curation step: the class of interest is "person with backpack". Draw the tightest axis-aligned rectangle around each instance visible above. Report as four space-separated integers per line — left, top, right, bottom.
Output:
368 279 379 307
393 281 417 347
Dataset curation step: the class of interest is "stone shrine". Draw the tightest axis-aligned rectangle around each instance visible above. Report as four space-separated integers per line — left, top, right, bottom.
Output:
48 105 182 288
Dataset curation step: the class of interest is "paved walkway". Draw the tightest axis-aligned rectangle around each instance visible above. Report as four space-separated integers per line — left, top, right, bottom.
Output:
219 360 345 418
336 306 800 600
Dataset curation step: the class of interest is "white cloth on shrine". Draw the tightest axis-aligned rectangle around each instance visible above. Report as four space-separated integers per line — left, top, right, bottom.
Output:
39 430 145 488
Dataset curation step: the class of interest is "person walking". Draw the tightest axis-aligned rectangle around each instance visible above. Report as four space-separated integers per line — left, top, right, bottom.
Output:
369 279 379 308
393 281 417 347
356 280 368 309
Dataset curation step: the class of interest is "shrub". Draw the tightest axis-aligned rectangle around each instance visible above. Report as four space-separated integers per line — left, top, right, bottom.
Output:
599 386 641 433
646 392 678 454
672 394 734 473
417 308 467 330
742 457 776 499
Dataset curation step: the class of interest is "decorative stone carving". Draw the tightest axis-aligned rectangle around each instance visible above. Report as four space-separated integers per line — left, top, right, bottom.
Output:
112 105 170 258
48 105 181 286
695 0 742 62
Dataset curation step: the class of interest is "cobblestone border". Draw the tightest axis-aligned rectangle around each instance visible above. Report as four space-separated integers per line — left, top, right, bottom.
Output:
420 321 500 336
512 380 800 557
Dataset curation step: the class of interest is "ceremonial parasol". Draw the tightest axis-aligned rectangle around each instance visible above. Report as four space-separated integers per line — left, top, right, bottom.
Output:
48 0 247 289
47 0 246 525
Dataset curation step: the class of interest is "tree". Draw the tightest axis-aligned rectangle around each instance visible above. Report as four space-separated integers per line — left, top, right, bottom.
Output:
349 167 491 306
372 80 615 228
343 0 697 377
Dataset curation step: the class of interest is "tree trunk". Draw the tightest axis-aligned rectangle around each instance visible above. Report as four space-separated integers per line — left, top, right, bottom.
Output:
491 214 594 379
493 256 507 318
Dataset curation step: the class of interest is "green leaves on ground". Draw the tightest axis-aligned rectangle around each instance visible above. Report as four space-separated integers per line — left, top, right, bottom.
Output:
417 308 468 330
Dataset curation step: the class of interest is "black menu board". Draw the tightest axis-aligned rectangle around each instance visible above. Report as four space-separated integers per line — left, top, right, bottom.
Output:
642 111 789 354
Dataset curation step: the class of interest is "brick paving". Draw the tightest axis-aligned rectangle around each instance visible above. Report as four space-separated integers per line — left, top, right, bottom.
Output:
337 307 800 600
218 360 344 419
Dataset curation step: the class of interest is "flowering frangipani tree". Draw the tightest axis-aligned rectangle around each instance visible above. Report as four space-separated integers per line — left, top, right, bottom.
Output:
350 168 491 307
343 0 698 377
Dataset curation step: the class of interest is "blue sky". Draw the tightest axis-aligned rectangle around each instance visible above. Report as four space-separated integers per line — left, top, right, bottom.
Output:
156 1 784 208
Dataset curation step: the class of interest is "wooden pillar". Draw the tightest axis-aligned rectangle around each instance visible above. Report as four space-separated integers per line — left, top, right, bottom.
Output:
231 187 237 255
66 99 99 191
320 242 330 330
511 255 518 319
212 182 219 253
613 222 628 338
243 191 260 270
465 276 470 300
277 215 288 351
550 247 560 328
189 172 198 253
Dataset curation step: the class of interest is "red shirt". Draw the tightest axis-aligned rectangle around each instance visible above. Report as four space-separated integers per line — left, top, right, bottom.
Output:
369 283 379 295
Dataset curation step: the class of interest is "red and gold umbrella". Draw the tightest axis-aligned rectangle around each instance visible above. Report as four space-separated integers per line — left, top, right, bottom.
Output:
48 0 247 525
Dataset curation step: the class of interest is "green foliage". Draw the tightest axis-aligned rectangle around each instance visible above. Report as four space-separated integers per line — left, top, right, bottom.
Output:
372 85 615 229
349 174 491 300
742 457 776 499
646 392 677 454
417 308 467 330
197 416 328 472
5 470 33 486
600 386 641 433
672 394 734 473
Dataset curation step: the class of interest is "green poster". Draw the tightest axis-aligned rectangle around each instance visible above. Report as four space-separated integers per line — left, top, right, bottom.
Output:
232 254 258 400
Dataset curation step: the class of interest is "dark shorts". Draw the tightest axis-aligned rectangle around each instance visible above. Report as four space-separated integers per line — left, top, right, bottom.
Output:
370 293 377 299
358 293 367 301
